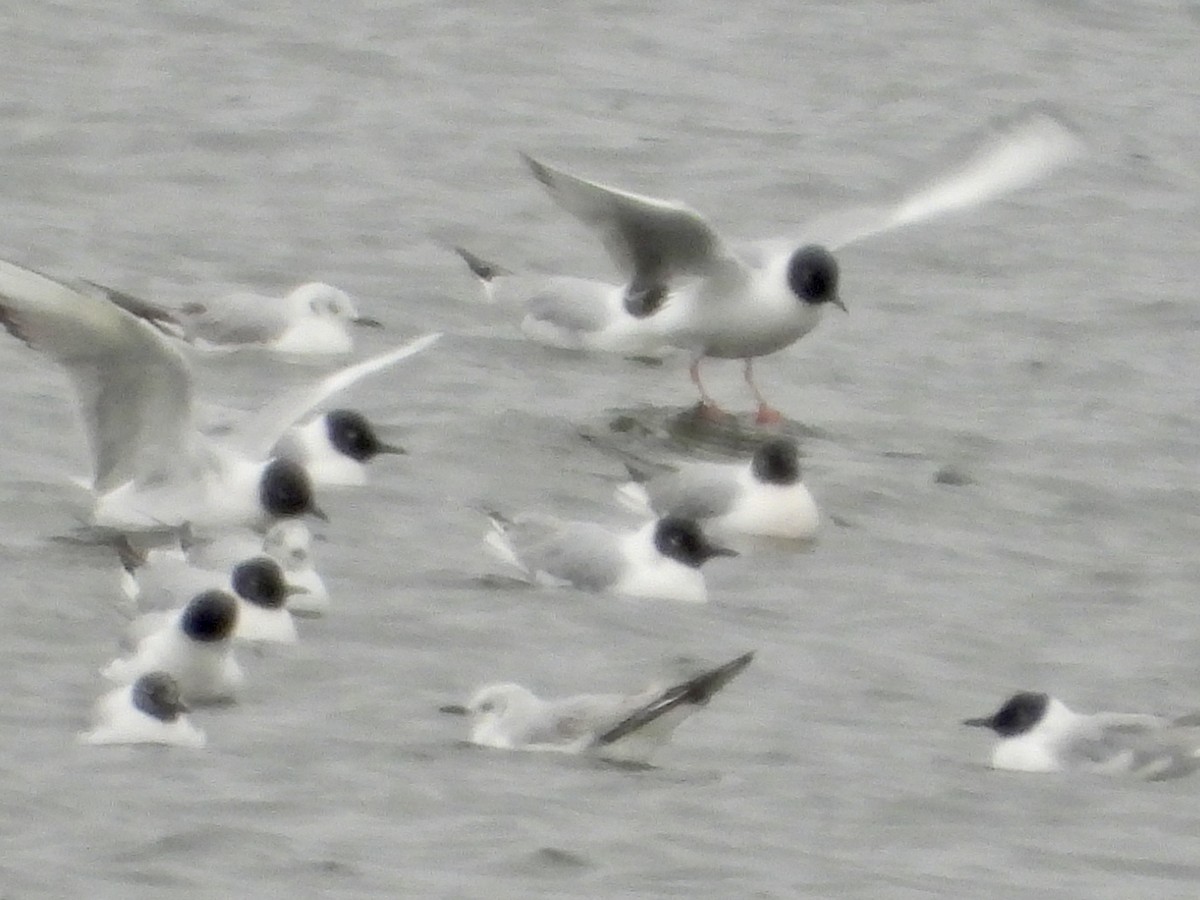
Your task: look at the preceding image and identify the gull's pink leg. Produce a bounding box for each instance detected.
[745,359,782,425]
[690,357,727,420]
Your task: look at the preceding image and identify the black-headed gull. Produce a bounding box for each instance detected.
[522,106,1084,423]
[271,408,406,488]
[79,671,205,748]
[180,521,330,617]
[484,511,737,603]
[102,589,244,706]
[964,691,1200,780]
[617,437,818,540]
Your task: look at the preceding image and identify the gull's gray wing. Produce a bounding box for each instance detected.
[1066,714,1200,780]
[75,280,186,339]
[644,462,742,521]
[180,291,297,344]
[504,515,627,591]
[594,651,754,746]
[522,154,746,291]
[0,259,204,492]
[769,105,1085,256]
[228,333,441,457]
[524,693,629,746]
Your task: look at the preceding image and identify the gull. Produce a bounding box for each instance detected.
[270,408,406,488]
[963,691,1200,780]
[452,246,671,358]
[79,671,206,748]
[616,437,818,540]
[440,651,754,763]
[90,281,383,355]
[0,257,439,532]
[484,511,737,603]
[102,589,244,706]
[522,105,1084,423]
[179,520,329,617]
[119,545,300,646]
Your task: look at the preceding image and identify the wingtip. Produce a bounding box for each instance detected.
[114,536,146,574]
[996,101,1089,164]
[622,461,651,484]
[480,506,512,528]
[694,650,755,698]
[520,152,553,186]
[78,278,188,339]
[452,246,511,282]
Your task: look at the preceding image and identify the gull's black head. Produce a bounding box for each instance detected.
[260,458,324,521]
[751,438,801,486]
[963,692,1049,736]
[230,557,288,610]
[786,245,843,309]
[131,671,188,722]
[653,517,739,569]
[324,409,404,462]
[179,589,239,643]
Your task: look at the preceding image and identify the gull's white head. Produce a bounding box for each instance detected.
[466,683,538,721]
[261,520,312,571]
[446,683,543,747]
[288,283,380,328]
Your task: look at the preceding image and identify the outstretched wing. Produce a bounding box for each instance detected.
[789,105,1085,253]
[0,259,200,492]
[230,332,441,457]
[594,651,754,746]
[523,154,745,291]
[75,280,187,340]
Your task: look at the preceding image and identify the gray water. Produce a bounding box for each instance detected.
[1,1,1199,897]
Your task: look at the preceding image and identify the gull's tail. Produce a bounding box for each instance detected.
[614,460,657,515]
[481,509,530,578]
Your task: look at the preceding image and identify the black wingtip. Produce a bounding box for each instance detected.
[79,279,183,331]
[520,152,553,186]
[114,536,146,574]
[623,461,652,484]
[595,651,755,747]
[177,521,198,553]
[0,304,30,346]
[693,651,755,701]
[474,504,513,527]
[452,246,510,282]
